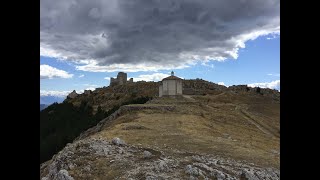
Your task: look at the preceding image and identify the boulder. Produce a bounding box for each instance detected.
[111,137,126,146]
[143,150,152,159]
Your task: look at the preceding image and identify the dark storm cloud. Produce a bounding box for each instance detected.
[40,0,279,72]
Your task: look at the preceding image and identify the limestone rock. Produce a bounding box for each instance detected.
[54,169,74,180]
[185,165,199,176]
[112,137,126,146]
[143,150,152,159]
[158,160,169,172]
[40,138,279,180]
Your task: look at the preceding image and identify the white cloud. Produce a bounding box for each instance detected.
[82,83,98,87]
[267,73,280,77]
[78,74,84,78]
[132,73,171,82]
[41,87,97,97]
[77,87,96,94]
[85,87,96,91]
[40,90,72,97]
[76,62,190,73]
[40,46,65,60]
[266,33,280,40]
[217,82,229,87]
[248,80,280,90]
[201,61,215,69]
[80,84,98,92]
[41,0,279,72]
[40,64,73,79]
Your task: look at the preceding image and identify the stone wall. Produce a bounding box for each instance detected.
[118,76,124,85]
[117,72,127,85]
[159,85,163,97]
[160,79,183,96]
[162,80,168,95]
[176,80,182,95]
[110,77,117,86]
[167,80,176,95]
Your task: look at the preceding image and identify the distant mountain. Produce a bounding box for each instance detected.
[40,96,65,105]
[40,104,48,111]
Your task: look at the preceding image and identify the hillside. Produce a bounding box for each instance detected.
[40,80,280,180]
[65,81,160,113]
[40,104,48,111]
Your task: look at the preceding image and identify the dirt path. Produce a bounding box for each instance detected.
[237,106,279,138]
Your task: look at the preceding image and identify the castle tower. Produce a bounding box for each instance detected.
[109,72,132,86]
[117,72,127,85]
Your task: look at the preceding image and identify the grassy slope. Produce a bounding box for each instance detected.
[91,91,280,169]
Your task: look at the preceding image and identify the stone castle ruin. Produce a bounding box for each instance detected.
[110,72,133,86]
[159,71,183,97]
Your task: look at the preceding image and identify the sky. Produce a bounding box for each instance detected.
[40,0,280,101]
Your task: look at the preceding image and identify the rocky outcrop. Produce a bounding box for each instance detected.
[40,138,280,180]
[67,90,78,99]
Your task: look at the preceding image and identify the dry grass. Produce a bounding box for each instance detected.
[92,93,280,168]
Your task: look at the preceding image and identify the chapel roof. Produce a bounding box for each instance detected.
[162,75,183,81]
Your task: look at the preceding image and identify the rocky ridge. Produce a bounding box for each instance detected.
[41,138,280,180]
